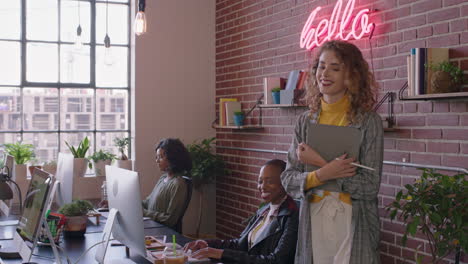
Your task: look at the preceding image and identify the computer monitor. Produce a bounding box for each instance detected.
[55,152,74,207]
[95,166,146,263]
[1,169,54,262]
[0,155,15,216]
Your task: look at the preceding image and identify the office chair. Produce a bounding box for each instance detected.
[174,176,192,233]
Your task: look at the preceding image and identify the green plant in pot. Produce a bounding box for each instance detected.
[271,87,281,104]
[233,110,244,126]
[2,142,35,180]
[187,137,228,238]
[427,61,466,93]
[88,150,116,177]
[387,169,467,263]
[58,200,93,237]
[113,137,132,170]
[65,137,90,177]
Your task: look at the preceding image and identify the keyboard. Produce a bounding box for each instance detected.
[0,247,21,259]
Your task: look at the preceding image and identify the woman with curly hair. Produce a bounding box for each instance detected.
[281,40,383,264]
[142,138,192,229]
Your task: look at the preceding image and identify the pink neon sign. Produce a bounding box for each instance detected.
[300,0,375,50]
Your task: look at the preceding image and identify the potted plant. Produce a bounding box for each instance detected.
[387,169,467,263]
[187,137,228,238]
[2,141,35,181]
[58,199,94,237]
[233,110,244,126]
[271,87,281,104]
[88,150,116,177]
[427,61,466,93]
[65,137,90,177]
[113,137,132,170]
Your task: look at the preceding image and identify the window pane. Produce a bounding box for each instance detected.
[60,44,90,83]
[23,88,58,131]
[96,132,129,157]
[96,89,128,130]
[0,88,21,131]
[60,0,91,44]
[0,41,21,85]
[0,133,21,146]
[27,43,59,82]
[26,0,58,41]
[0,1,21,39]
[96,3,128,45]
[23,133,58,164]
[96,46,128,87]
[60,89,94,130]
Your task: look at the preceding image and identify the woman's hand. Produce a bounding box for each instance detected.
[296,143,327,167]
[191,247,223,260]
[183,240,208,252]
[316,154,356,181]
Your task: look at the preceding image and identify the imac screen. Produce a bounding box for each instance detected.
[17,169,52,242]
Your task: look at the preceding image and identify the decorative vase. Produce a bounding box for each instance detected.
[116,160,133,171]
[272,91,281,104]
[73,158,89,178]
[233,115,244,126]
[431,70,460,93]
[63,215,88,237]
[93,160,112,177]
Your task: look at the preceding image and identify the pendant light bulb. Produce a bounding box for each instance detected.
[134,11,147,36]
[103,34,114,66]
[75,24,83,50]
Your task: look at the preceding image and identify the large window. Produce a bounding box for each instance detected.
[0,0,131,165]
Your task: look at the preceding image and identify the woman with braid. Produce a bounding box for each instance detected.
[281,40,383,264]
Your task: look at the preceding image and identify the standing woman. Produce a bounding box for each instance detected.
[281,40,383,264]
[142,138,192,229]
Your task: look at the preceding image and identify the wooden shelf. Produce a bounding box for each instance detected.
[399,91,468,100]
[259,104,307,108]
[213,125,263,130]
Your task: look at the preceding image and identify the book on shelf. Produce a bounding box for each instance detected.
[407,55,413,97]
[224,101,241,126]
[285,70,301,90]
[408,48,450,96]
[219,98,237,126]
[263,77,282,105]
[296,71,308,90]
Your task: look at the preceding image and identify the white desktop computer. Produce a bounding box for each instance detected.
[95,166,147,264]
[54,152,75,207]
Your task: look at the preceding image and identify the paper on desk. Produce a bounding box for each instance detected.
[0,220,18,226]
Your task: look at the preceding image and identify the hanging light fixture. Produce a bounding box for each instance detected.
[74,0,83,50]
[134,0,147,36]
[104,0,114,66]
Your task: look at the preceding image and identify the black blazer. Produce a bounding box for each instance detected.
[207,196,299,264]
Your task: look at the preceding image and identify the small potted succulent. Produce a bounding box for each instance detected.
[113,137,132,170]
[88,150,116,177]
[427,61,466,93]
[233,111,244,126]
[271,87,281,104]
[58,200,93,237]
[65,137,90,177]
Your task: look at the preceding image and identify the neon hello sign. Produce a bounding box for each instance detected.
[300,0,375,50]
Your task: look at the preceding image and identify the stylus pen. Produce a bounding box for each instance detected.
[350,162,375,171]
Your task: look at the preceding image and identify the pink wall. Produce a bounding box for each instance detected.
[214,0,467,263]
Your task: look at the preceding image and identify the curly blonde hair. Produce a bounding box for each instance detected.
[306,40,377,124]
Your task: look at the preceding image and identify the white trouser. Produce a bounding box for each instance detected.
[309,191,353,264]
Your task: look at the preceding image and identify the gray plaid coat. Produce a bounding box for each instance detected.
[281,110,383,264]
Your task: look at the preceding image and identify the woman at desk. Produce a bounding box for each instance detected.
[184,159,299,264]
[142,138,192,229]
[281,40,383,264]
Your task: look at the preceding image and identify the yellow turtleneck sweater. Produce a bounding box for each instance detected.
[305,95,350,190]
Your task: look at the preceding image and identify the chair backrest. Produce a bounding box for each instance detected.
[174,176,192,233]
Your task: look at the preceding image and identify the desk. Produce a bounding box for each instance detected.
[0,215,193,264]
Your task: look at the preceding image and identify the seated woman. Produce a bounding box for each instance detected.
[184,159,298,264]
[142,138,192,229]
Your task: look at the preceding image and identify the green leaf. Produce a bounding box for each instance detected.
[430,213,442,225]
[407,216,419,236]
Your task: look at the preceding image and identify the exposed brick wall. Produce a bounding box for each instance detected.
[215,0,467,263]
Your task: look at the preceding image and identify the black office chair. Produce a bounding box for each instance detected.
[174,176,192,233]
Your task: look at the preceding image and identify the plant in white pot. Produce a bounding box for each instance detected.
[58,199,93,237]
[113,137,132,170]
[2,141,35,181]
[88,150,116,177]
[65,137,90,177]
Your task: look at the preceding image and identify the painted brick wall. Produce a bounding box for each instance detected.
[215,0,468,263]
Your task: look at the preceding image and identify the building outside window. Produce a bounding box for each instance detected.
[0,0,131,166]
